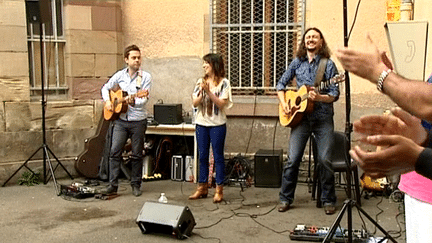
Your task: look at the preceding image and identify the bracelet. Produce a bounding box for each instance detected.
[377,69,392,93]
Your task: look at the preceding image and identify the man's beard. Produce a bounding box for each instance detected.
[306,46,317,52]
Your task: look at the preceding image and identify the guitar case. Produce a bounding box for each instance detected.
[74,115,112,179]
[153,136,173,179]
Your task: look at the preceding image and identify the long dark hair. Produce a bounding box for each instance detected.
[296,27,331,59]
[203,53,225,82]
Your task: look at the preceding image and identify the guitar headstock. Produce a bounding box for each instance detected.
[332,73,345,83]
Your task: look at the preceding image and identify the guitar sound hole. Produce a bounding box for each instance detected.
[295,97,301,106]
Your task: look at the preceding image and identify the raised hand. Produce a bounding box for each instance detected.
[350,134,423,178]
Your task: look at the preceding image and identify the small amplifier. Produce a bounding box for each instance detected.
[185,155,194,182]
[171,155,184,181]
[254,149,283,188]
[154,104,183,125]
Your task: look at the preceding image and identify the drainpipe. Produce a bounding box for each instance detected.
[400,0,413,21]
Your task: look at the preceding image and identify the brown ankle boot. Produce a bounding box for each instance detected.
[213,185,223,203]
[188,183,208,200]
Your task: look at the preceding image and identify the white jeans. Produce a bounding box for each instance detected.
[405,194,432,243]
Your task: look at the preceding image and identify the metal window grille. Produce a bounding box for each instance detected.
[210,0,305,95]
[26,0,67,99]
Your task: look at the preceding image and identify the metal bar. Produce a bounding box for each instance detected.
[228,0,231,82]
[238,0,242,87]
[273,0,277,87]
[211,22,299,28]
[42,24,48,90]
[29,23,36,88]
[209,1,213,52]
[261,0,265,88]
[250,0,254,88]
[52,0,60,88]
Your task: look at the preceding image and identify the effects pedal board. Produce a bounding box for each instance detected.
[289,224,371,242]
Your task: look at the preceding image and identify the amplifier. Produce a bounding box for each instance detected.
[254,149,283,188]
[171,155,184,181]
[154,104,183,125]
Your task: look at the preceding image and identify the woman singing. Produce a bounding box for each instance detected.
[189,53,233,203]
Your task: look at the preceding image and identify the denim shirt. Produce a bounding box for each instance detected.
[276,55,340,120]
[101,68,152,121]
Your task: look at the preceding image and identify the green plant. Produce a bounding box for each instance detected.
[18,171,42,186]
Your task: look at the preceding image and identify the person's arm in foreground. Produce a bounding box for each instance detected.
[350,107,432,179]
[336,34,432,121]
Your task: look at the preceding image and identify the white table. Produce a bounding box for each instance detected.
[146,123,197,182]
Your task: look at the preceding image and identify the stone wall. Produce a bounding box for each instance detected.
[0,0,30,103]
[64,0,124,100]
[0,0,123,183]
[0,0,430,184]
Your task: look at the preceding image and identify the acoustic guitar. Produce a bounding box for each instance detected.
[103,86,149,121]
[279,73,345,127]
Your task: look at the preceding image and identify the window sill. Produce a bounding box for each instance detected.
[226,95,279,117]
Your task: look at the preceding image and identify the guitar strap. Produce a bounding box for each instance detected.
[314,57,328,88]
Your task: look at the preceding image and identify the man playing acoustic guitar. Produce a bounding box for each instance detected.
[101,44,152,197]
[276,27,340,215]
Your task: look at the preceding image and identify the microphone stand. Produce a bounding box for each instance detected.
[322,1,397,242]
[2,21,73,195]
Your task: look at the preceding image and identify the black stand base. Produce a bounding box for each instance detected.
[2,144,73,195]
[323,199,397,243]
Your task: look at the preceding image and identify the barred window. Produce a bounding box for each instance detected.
[210,0,305,95]
[26,0,67,100]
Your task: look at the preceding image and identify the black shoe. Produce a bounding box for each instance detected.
[278,202,290,212]
[132,186,142,197]
[101,186,118,195]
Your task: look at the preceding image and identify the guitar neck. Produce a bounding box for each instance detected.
[315,74,344,92]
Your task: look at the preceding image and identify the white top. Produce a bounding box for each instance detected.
[192,78,233,126]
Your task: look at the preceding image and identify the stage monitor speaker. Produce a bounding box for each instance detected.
[154,104,183,125]
[136,202,196,239]
[26,0,52,24]
[254,149,283,188]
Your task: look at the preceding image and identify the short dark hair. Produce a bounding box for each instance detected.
[124,45,140,59]
[296,27,331,59]
[203,53,225,80]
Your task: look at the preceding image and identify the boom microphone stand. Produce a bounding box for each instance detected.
[322,1,396,242]
[2,21,73,195]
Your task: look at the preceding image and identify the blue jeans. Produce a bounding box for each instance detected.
[279,116,336,206]
[196,124,227,185]
[109,119,147,188]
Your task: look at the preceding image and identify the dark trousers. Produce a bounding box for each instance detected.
[279,116,336,206]
[109,119,147,187]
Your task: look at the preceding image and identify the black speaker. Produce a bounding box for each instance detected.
[26,0,52,24]
[254,149,283,188]
[154,104,183,125]
[136,202,196,239]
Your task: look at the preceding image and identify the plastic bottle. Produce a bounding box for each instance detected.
[158,193,168,203]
